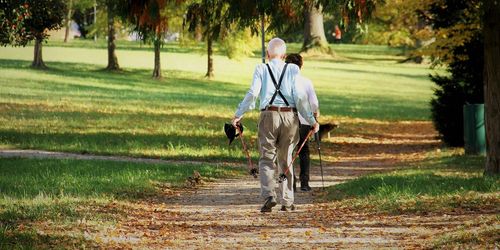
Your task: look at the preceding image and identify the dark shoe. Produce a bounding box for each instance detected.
[260,196,277,213]
[280,204,296,211]
[300,183,312,192]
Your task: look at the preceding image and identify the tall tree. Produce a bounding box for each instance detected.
[302,1,330,53]
[228,0,379,54]
[64,0,74,42]
[301,0,380,53]
[185,0,228,78]
[0,0,66,69]
[129,0,173,78]
[483,0,500,175]
[102,0,126,71]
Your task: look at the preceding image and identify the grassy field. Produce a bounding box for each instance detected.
[0,157,242,248]
[4,39,496,248]
[324,148,499,247]
[0,157,240,222]
[326,149,499,214]
[0,40,440,161]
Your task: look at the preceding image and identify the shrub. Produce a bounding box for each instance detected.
[430,36,484,146]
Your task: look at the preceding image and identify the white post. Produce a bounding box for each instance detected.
[93,1,97,42]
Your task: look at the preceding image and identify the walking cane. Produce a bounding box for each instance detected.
[235,125,258,178]
[278,128,315,183]
[314,132,325,189]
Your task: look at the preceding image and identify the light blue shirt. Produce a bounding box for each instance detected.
[234,58,316,125]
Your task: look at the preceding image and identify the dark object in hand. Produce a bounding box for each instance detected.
[224,123,244,145]
[250,168,258,178]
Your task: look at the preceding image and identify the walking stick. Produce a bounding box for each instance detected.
[278,128,315,183]
[314,132,325,189]
[235,125,258,178]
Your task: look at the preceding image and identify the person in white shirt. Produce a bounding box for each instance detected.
[285,53,319,192]
[232,38,319,212]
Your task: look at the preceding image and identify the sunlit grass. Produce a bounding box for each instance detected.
[0,157,242,225]
[0,157,242,248]
[325,150,500,214]
[0,41,441,160]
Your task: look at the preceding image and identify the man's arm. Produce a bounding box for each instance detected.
[232,65,263,126]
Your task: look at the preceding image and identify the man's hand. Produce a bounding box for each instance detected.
[232,116,242,128]
[312,122,320,133]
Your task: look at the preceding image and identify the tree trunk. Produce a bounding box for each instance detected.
[302,1,331,54]
[195,23,203,42]
[64,0,73,43]
[484,0,500,175]
[152,36,162,78]
[206,35,214,78]
[105,4,120,71]
[32,37,47,69]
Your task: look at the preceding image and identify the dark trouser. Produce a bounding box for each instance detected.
[298,124,311,185]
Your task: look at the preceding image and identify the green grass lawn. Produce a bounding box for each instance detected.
[0,157,242,249]
[325,149,499,214]
[0,40,441,161]
[0,39,494,248]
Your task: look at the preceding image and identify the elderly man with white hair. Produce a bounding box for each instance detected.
[232,37,319,212]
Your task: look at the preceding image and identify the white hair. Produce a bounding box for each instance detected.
[267,38,287,57]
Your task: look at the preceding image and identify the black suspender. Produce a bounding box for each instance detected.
[265,63,290,106]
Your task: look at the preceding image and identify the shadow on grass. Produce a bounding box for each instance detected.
[0,102,263,162]
[0,58,431,120]
[0,58,246,91]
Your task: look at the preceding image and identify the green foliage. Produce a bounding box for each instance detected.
[227,0,381,38]
[0,0,66,45]
[428,1,484,146]
[86,5,129,39]
[360,0,430,47]
[185,0,227,41]
[129,0,170,43]
[0,2,31,46]
[219,28,260,60]
[420,0,482,65]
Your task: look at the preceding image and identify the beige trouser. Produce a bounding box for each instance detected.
[258,110,299,207]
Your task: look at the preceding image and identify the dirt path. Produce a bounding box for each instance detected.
[3,121,495,248]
